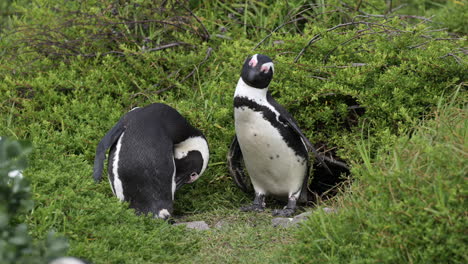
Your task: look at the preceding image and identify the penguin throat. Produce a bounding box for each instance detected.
[235,78,268,100]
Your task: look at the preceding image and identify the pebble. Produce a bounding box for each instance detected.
[272,207,337,228]
[174,221,210,231]
[214,220,228,229]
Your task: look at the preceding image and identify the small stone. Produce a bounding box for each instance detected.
[272,208,337,228]
[271,217,293,228]
[290,211,312,225]
[294,211,312,221]
[214,220,228,229]
[322,207,337,214]
[174,221,210,231]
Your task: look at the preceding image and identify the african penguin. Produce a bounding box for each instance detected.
[93,103,209,220]
[232,54,316,217]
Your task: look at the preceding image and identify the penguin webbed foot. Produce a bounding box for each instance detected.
[240,193,265,212]
[272,196,297,217]
[240,204,265,212]
[272,207,295,217]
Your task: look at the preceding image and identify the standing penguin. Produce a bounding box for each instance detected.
[229,54,329,217]
[93,103,209,219]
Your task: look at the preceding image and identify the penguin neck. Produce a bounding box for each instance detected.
[234,77,268,101]
[174,136,209,177]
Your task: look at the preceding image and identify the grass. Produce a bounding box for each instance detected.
[0,0,466,263]
[285,89,467,263]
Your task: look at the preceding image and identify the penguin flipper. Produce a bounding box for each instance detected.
[93,118,126,182]
[299,158,312,204]
[266,92,334,176]
[227,135,252,193]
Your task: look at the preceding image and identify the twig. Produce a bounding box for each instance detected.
[177,0,210,41]
[409,37,464,49]
[309,75,329,81]
[355,0,363,12]
[144,42,192,52]
[295,21,390,62]
[252,5,341,50]
[398,15,433,22]
[156,47,213,94]
[294,34,322,62]
[322,63,368,69]
[323,31,385,63]
[295,17,415,63]
[252,16,307,50]
[439,53,463,64]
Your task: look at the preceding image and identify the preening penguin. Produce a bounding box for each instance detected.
[93,103,209,219]
[228,54,330,217]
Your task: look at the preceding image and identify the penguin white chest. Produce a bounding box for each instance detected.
[234,107,307,197]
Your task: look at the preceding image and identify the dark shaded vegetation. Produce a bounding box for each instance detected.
[0,0,466,263]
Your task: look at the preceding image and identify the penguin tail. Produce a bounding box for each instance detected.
[93,119,126,182]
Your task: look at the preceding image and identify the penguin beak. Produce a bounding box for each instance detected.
[186,172,200,183]
[246,69,258,84]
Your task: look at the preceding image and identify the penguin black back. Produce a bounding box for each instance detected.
[93,103,209,219]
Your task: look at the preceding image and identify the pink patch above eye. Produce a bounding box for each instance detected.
[249,59,258,67]
[261,65,270,73]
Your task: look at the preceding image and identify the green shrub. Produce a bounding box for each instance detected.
[0,137,68,264]
[284,91,467,263]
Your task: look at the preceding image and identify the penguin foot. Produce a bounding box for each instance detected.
[272,208,295,217]
[241,193,265,212]
[240,204,265,212]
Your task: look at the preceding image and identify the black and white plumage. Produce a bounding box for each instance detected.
[49,257,92,264]
[228,54,329,217]
[93,103,209,220]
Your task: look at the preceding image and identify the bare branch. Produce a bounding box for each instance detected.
[176,0,210,41]
[439,53,464,64]
[323,31,385,63]
[295,21,402,63]
[144,42,192,52]
[156,47,213,94]
[252,16,307,50]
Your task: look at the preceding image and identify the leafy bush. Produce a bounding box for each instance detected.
[0,137,68,264]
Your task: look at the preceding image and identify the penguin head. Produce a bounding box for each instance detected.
[241,54,274,89]
[174,150,204,190]
[173,136,209,190]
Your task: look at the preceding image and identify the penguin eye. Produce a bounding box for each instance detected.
[249,58,257,67]
[186,172,200,184]
[260,62,274,73]
[248,54,259,67]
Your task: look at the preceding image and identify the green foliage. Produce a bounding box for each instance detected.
[284,92,467,263]
[0,137,68,264]
[0,0,466,263]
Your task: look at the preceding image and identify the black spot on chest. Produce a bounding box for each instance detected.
[234,96,308,159]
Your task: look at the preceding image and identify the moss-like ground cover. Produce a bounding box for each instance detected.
[0,0,466,263]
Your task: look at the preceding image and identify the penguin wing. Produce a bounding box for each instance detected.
[266,92,333,175]
[93,116,127,182]
[227,135,252,193]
